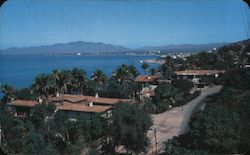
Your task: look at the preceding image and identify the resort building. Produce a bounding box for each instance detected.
[7,100,38,117]
[135,75,159,87]
[135,75,159,101]
[7,94,133,118]
[50,94,133,106]
[174,70,225,86]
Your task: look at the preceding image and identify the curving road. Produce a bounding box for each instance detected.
[147,85,222,155]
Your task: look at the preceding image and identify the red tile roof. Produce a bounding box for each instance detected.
[8,100,38,107]
[49,94,87,103]
[50,94,133,105]
[135,75,159,82]
[8,99,112,113]
[174,70,225,76]
[55,101,112,113]
[9,94,132,113]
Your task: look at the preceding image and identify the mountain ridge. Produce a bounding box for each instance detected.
[0,41,231,55]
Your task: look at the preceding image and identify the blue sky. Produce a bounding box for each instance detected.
[0,0,249,49]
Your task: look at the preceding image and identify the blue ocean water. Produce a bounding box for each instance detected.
[0,55,159,88]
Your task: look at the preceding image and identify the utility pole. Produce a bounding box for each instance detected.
[154,128,158,155]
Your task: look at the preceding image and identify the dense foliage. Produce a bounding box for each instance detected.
[0,102,110,154]
[150,80,199,113]
[101,102,152,154]
[162,68,250,154]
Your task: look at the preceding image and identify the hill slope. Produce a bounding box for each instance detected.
[0,41,130,55]
[0,41,232,55]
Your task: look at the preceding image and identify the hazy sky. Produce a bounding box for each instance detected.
[0,0,250,49]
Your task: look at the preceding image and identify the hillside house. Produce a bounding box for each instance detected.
[135,75,159,100]
[7,94,133,119]
[174,70,225,87]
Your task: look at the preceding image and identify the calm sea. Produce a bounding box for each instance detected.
[0,55,159,88]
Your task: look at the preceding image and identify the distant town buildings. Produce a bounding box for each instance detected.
[160,52,191,60]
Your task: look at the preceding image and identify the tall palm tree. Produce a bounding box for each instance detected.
[51,69,73,95]
[113,64,137,85]
[141,62,149,75]
[128,65,139,78]
[57,70,72,95]
[51,69,61,95]
[31,74,51,101]
[91,69,107,86]
[160,56,174,80]
[0,84,16,103]
[71,68,87,94]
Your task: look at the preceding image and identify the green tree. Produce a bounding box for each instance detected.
[23,132,45,154]
[153,83,183,107]
[171,79,194,95]
[51,69,61,95]
[101,79,139,99]
[163,138,208,155]
[188,105,244,154]
[85,80,99,96]
[112,64,138,84]
[15,88,38,100]
[78,113,105,141]
[31,73,52,101]
[160,56,174,79]
[141,62,149,75]
[128,65,139,78]
[0,84,16,103]
[59,70,73,94]
[106,102,152,154]
[92,69,107,86]
[40,143,59,155]
[1,116,27,154]
[30,103,56,131]
[150,68,157,75]
[71,68,88,94]
[51,70,72,95]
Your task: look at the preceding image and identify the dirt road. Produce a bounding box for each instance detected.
[147,85,222,155]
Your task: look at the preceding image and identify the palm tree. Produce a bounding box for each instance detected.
[0,84,16,103]
[31,74,51,101]
[57,70,72,95]
[128,65,139,78]
[141,62,149,75]
[91,69,107,86]
[51,69,61,95]
[51,69,73,95]
[150,68,157,75]
[113,64,137,85]
[71,68,87,94]
[160,56,174,80]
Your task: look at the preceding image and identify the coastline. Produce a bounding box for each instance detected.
[143,59,165,64]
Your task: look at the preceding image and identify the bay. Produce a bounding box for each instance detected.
[0,54,159,88]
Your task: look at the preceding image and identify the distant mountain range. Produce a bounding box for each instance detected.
[0,41,230,55]
[135,43,229,53]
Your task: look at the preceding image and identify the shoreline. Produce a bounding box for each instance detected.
[143,59,165,64]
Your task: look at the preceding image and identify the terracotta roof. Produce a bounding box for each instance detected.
[8,99,111,113]
[8,100,38,107]
[55,101,112,113]
[135,75,159,82]
[50,94,133,105]
[50,94,87,103]
[174,70,225,76]
[83,96,132,105]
